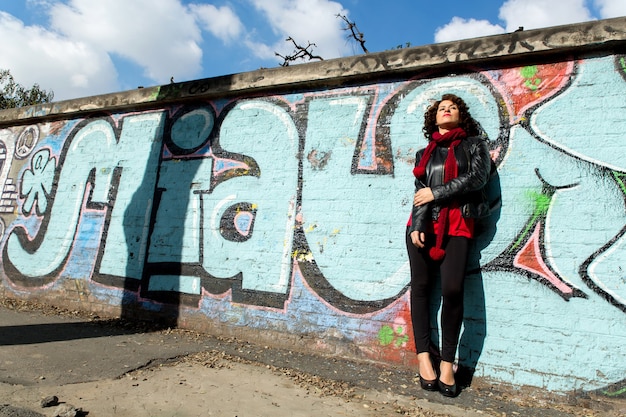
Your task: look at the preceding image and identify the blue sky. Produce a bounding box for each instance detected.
[0,0,624,101]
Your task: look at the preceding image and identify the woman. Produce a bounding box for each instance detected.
[407,93,491,397]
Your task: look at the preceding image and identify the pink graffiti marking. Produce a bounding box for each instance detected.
[485,62,575,124]
[513,223,574,295]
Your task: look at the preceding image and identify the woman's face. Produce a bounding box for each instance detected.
[435,99,460,131]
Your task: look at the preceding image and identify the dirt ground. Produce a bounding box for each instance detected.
[0,298,624,417]
[1,352,480,417]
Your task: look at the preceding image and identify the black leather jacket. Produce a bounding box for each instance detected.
[409,136,491,233]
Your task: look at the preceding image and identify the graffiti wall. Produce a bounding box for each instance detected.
[0,52,625,395]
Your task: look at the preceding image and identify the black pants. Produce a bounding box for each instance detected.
[406,230,469,363]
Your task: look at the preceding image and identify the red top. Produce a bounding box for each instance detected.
[434,203,474,238]
[407,202,474,239]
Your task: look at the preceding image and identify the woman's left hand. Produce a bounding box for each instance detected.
[413,187,434,206]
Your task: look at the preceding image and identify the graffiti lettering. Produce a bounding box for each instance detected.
[1,56,626,394]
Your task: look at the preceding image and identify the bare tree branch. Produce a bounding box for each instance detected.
[275,37,324,67]
[337,14,368,53]
[274,14,368,68]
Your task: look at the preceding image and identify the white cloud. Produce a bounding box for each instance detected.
[49,0,203,84]
[498,0,594,32]
[434,17,505,43]
[0,11,118,101]
[433,0,602,43]
[0,0,249,101]
[190,3,244,43]
[594,0,626,18]
[248,0,349,62]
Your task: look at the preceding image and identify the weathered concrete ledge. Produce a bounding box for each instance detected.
[1,16,625,126]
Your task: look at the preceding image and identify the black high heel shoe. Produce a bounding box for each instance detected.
[417,353,438,392]
[419,375,438,391]
[437,379,458,397]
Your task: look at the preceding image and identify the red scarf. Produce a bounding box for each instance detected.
[413,127,466,260]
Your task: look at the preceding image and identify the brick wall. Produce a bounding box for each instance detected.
[1,17,625,396]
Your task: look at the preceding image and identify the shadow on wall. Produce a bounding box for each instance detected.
[418,166,501,388]
[119,108,210,329]
[120,75,237,328]
[458,167,502,387]
[120,122,182,328]
[121,76,241,322]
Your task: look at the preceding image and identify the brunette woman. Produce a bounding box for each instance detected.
[407,93,491,397]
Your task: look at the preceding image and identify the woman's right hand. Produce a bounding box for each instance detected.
[413,187,434,206]
[410,231,426,248]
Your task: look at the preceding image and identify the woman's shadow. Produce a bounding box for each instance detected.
[457,166,502,387]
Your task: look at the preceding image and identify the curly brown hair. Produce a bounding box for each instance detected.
[422,93,481,139]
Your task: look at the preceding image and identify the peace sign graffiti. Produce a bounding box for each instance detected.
[15,126,39,159]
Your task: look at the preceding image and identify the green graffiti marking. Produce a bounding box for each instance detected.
[378,325,394,345]
[603,385,626,397]
[378,325,409,347]
[521,65,541,91]
[612,171,626,195]
[510,190,551,251]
